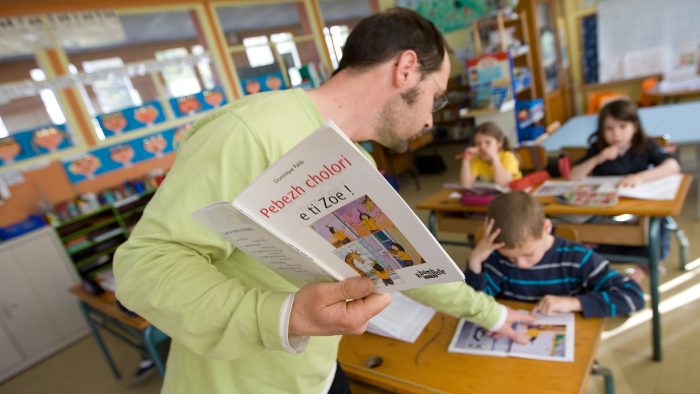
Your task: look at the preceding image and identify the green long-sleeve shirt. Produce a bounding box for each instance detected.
[114,88,504,393]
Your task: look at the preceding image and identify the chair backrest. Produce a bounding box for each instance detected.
[515,145,547,173]
[553,227,580,242]
[561,146,588,164]
[639,77,660,107]
[586,91,629,114]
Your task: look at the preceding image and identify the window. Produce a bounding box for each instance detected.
[192,45,216,90]
[243,36,275,67]
[29,69,67,126]
[155,47,202,97]
[271,32,302,86]
[324,25,350,69]
[82,57,142,114]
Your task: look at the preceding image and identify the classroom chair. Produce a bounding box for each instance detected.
[638,77,660,107]
[514,145,548,174]
[586,91,629,114]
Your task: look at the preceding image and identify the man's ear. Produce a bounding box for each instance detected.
[393,50,420,88]
[543,218,553,236]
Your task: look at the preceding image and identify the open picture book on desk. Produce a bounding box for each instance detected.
[194,121,465,292]
[448,313,575,362]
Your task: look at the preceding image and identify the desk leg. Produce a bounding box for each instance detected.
[648,217,662,361]
[78,301,122,379]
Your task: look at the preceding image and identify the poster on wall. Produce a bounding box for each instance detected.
[241,71,286,96]
[0,123,74,167]
[169,87,228,118]
[97,100,167,137]
[395,0,514,33]
[61,124,189,184]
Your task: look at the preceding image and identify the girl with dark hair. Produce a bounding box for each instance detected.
[569,99,680,185]
[569,99,681,265]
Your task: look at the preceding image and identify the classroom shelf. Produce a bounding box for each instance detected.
[54,190,155,279]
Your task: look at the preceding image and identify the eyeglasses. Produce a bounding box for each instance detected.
[420,60,449,113]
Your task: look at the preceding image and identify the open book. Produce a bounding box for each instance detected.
[534,178,618,207]
[448,313,575,362]
[193,121,465,292]
[367,292,435,343]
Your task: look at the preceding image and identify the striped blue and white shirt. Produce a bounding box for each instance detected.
[465,237,645,317]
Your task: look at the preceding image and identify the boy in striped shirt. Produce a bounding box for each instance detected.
[465,191,644,317]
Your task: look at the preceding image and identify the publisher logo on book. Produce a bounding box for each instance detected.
[415,268,446,280]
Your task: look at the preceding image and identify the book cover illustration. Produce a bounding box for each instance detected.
[310,195,426,288]
[448,313,575,362]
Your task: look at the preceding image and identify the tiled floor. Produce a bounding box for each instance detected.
[2,142,698,393]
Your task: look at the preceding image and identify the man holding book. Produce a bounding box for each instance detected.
[114,8,534,394]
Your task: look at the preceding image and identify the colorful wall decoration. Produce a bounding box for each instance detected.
[97,100,167,137]
[169,86,227,118]
[241,71,286,96]
[396,0,511,33]
[0,123,73,167]
[62,126,184,184]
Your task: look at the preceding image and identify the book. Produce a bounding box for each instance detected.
[533,178,618,207]
[448,313,575,362]
[193,121,465,292]
[367,292,435,343]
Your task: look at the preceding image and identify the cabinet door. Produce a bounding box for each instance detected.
[0,323,23,379]
[14,230,86,338]
[0,249,61,359]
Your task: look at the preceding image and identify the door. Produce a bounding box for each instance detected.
[522,0,573,124]
[0,322,24,380]
[0,249,62,360]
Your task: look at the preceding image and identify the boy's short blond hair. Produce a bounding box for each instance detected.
[487,191,545,248]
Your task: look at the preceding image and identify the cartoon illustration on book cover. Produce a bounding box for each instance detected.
[309,195,426,287]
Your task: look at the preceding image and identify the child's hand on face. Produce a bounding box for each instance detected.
[532,295,582,315]
[458,146,480,161]
[598,145,621,163]
[618,173,644,188]
[468,218,505,274]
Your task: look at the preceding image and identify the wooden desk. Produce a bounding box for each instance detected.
[416,175,692,362]
[339,301,604,394]
[70,286,167,378]
[647,87,700,104]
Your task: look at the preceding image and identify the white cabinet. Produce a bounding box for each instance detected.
[0,227,87,383]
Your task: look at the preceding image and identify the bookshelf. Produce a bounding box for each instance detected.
[469,9,545,144]
[54,190,155,280]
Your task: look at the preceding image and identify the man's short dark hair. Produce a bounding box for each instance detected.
[334,7,449,77]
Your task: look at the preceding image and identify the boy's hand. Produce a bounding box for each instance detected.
[597,145,620,163]
[618,173,644,188]
[468,218,505,274]
[532,295,581,315]
[489,307,536,344]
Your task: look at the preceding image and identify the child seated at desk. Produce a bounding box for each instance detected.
[465,192,645,317]
[460,122,522,188]
[568,99,681,265]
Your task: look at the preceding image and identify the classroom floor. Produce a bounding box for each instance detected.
[1,142,699,394]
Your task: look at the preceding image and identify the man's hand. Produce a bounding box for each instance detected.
[532,295,582,315]
[489,307,536,344]
[289,277,392,337]
[467,218,505,274]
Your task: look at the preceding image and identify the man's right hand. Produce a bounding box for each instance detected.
[490,307,536,344]
[289,277,392,337]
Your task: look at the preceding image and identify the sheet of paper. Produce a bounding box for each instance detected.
[618,174,682,200]
[367,292,435,343]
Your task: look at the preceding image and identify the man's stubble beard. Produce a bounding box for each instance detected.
[375,86,422,153]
